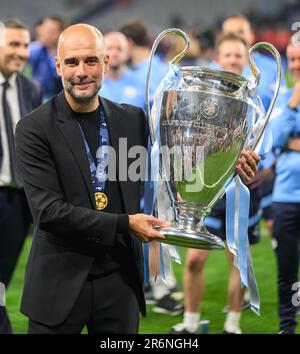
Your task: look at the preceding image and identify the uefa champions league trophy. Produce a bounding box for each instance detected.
[146,28,281,250]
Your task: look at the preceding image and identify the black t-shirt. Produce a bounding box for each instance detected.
[75,107,100,162]
[74,107,131,277]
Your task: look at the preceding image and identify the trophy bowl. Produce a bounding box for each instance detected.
[158,68,250,250]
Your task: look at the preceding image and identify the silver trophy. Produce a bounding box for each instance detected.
[146,29,281,250]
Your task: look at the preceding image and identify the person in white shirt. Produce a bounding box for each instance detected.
[0,18,42,334]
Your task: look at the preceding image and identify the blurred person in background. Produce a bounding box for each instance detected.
[119,19,167,103]
[269,33,300,334]
[0,18,42,334]
[165,30,201,67]
[171,34,261,335]
[28,15,67,101]
[222,14,285,241]
[32,19,44,44]
[100,31,146,111]
[196,30,216,67]
[222,14,284,111]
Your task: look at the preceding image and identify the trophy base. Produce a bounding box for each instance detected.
[157,226,225,250]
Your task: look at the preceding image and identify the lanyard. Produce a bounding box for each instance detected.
[80,107,109,193]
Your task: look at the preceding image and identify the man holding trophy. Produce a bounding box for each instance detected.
[15,23,270,334]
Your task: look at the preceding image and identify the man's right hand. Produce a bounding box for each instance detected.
[128,214,170,243]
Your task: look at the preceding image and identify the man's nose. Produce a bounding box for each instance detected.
[17,46,29,60]
[76,62,88,78]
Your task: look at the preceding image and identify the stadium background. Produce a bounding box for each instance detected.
[1,0,300,334]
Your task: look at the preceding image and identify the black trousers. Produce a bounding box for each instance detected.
[273,202,300,333]
[28,270,140,334]
[0,187,31,334]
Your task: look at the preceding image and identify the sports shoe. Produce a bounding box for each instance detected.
[223,326,242,334]
[152,294,184,316]
[169,285,184,302]
[144,283,156,305]
[170,323,197,334]
[223,330,239,334]
[170,320,210,334]
[278,329,294,334]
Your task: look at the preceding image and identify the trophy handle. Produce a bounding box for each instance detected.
[247,42,282,153]
[146,28,190,146]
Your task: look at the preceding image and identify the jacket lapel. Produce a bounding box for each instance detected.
[54,94,140,213]
[56,93,96,209]
[16,74,28,118]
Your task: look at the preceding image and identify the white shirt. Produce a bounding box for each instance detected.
[0,72,21,186]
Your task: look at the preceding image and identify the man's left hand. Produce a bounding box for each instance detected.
[236,149,260,185]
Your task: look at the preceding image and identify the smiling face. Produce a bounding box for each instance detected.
[55,24,109,107]
[0,27,30,78]
[217,39,248,75]
[104,32,128,71]
[287,43,300,82]
[222,17,254,47]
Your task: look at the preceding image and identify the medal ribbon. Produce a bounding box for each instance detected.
[79,107,109,209]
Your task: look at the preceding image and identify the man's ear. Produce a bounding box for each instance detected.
[55,56,62,77]
[249,30,255,47]
[103,54,109,74]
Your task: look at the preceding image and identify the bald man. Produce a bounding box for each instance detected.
[15,23,168,334]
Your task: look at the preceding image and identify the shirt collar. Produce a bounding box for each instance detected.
[0,72,17,88]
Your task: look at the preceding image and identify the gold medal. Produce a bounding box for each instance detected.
[95,192,108,210]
